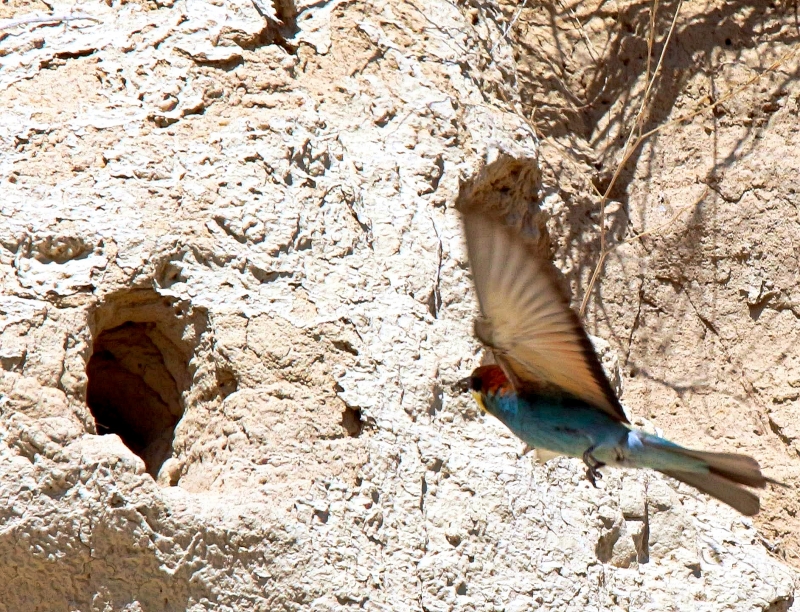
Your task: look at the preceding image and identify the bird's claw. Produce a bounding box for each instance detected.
[582,446,605,488]
[585,465,603,488]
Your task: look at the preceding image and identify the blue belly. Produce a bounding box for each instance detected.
[483,390,711,474]
[486,392,630,460]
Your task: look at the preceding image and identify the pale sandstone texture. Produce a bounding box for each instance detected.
[0,0,797,611]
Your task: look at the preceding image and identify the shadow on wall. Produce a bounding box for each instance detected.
[506,0,800,314]
[514,1,800,187]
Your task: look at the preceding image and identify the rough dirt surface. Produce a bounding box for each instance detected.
[0,0,797,610]
[507,0,800,567]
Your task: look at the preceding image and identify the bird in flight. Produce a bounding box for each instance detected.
[461,211,777,516]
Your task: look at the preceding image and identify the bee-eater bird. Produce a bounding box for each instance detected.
[461,211,777,516]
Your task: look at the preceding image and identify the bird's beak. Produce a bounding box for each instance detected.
[455,376,472,394]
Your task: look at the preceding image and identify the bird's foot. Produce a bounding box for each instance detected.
[582,446,606,488]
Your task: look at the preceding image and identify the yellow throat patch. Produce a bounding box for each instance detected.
[471,391,487,414]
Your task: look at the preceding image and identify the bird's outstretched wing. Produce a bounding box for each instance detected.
[463,212,628,424]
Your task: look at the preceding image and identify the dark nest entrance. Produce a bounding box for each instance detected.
[85,293,204,480]
[86,323,182,477]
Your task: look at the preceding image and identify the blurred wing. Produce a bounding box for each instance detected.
[463,212,628,424]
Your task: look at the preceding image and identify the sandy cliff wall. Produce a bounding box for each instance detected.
[0,0,798,610]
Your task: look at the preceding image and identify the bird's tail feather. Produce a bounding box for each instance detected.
[660,469,760,516]
[642,437,776,516]
[641,435,781,516]
[676,449,767,488]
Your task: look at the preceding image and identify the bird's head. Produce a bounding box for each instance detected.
[459,364,512,415]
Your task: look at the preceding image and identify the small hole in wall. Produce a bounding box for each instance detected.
[216,366,238,397]
[341,406,363,437]
[86,322,185,478]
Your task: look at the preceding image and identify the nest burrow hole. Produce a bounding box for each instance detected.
[85,295,201,479]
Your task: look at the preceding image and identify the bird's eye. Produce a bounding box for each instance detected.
[470,376,482,392]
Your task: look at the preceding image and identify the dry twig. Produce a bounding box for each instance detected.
[579,0,683,316]
[578,2,799,316]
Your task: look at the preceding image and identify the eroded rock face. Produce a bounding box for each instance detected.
[0,0,797,610]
